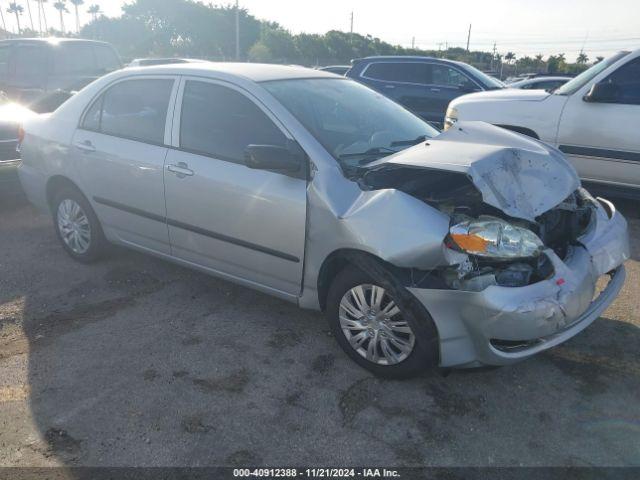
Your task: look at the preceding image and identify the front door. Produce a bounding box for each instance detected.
[557,56,640,188]
[163,79,307,297]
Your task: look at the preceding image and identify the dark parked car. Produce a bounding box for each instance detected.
[0,38,122,107]
[0,38,120,200]
[346,56,504,126]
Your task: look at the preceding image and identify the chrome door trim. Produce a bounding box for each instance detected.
[93,196,301,263]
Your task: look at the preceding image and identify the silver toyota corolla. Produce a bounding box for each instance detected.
[18,63,630,378]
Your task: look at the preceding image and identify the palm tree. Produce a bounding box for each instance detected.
[53,0,68,33]
[576,52,589,64]
[87,4,100,22]
[37,0,49,35]
[7,2,24,35]
[0,6,6,33]
[69,0,83,32]
[25,0,35,32]
[504,51,516,64]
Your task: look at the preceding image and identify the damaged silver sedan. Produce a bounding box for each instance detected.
[18,64,629,378]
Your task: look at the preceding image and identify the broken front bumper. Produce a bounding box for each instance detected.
[408,198,630,368]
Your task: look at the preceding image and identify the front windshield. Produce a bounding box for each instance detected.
[262,78,439,170]
[554,51,630,95]
[459,63,505,89]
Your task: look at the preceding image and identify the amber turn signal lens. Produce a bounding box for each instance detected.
[451,233,490,253]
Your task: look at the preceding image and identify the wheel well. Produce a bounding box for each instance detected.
[46,176,83,211]
[495,124,540,139]
[317,249,388,311]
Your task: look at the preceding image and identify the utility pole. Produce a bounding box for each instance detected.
[349,11,354,43]
[491,42,497,71]
[466,24,471,51]
[235,0,240,61]
[411,37,415,49]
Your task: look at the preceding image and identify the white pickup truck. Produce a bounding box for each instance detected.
[445,49,640,198]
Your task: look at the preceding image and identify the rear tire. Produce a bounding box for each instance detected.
[52,187,107,263]
[326,265,439,379]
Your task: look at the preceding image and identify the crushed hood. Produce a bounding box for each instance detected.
[367,121,580,221]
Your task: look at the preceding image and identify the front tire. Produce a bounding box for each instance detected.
[326,265,438,378]
[52,187,107,263]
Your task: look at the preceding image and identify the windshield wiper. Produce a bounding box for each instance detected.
[389,135,428,147]
[338,146,398,161]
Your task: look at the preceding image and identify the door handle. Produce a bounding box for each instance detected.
[74,140,95,153]
[167,162,194,178]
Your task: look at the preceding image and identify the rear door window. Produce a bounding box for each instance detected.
[11,45,48,87]
[364,62,430,85]
[53,44,96,75]
[82,79,174,145]
[0,46,11,82]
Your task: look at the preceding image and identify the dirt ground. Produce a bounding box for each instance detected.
[0,194,639,467]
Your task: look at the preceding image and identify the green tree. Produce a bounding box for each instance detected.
[576,52,588,64]
[7,2,24,34]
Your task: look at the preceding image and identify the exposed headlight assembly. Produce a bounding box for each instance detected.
[449,216,543,259]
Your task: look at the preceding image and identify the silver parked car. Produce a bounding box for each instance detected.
[18,63,629,378]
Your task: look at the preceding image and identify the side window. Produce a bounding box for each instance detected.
[0,46,11,82]
[82,79,174,144]
[431,65,476,89]
[11,45,48,87]
[364,62,429,84]
[604,58,640,105]
[54,44,96,74]
[180,81,287,162]
[94,46,121,73]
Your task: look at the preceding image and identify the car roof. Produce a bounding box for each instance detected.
[123,62,338,82]
[0,37,114,47]
[355,55,440,63]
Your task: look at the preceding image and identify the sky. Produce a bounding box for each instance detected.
[3,0,639,62]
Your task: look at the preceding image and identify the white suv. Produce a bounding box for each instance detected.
[445,50,640,197]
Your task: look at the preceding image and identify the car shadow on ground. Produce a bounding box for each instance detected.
[1,198,639,467]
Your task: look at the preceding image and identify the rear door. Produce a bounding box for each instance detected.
[72,76,178,254]
[163,78,307,297]
[557,56,640,189]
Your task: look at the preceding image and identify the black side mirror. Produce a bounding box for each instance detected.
[459,85,479,93]
[244,144,302,173]
[584,82,618,103]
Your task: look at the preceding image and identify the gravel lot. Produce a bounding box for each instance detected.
[0,193,639,468]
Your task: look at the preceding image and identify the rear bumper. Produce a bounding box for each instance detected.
[409,198,630,368]
[17,162,49,213]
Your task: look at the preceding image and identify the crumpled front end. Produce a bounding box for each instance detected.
[408,197,629,368]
